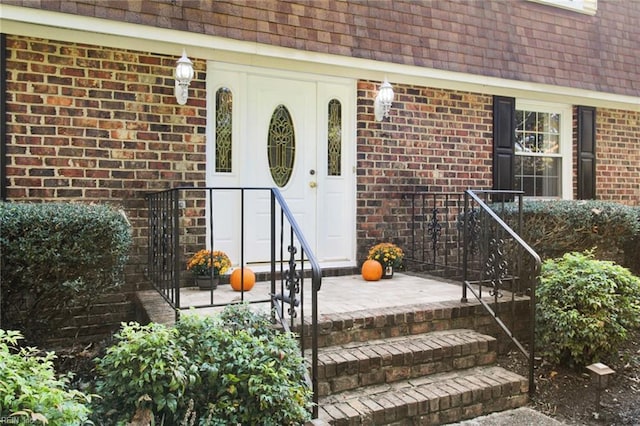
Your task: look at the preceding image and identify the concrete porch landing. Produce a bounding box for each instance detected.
[136,272,467,324]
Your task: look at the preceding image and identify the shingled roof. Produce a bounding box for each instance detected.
[4,0,640,98]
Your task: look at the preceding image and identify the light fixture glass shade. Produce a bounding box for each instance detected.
[174,49,194,105]
[374,78,394,121]
[378,79,394,104]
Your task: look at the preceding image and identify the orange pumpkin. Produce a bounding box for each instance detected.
[361,259,383,281]
[230,267,256,291]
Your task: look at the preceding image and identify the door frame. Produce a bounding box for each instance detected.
[205,62,357,269]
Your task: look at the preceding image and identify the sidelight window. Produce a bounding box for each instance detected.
[215,88,232,173]
[327,99,342,177]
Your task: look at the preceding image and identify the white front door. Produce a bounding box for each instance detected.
[208,64,355,268]
[243,75,317,264]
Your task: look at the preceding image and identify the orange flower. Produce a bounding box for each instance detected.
[367,243,404,268]
[187,249,231,276]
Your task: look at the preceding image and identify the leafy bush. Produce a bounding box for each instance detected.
[93,305,312,425]
[92,322,195,424]
[0,202,132,343]
[0,329,93,424]
[622,205,640,274]
[536,250,640,367]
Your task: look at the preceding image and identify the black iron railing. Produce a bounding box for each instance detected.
[400,189,540,395]
[462,189,540,395]
[403,192,466,277]
[146,187,322,416]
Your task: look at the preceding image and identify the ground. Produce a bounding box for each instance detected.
[497,328,640,425]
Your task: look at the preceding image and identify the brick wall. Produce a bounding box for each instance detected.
[5,36,208,293]
[355,80,493,261]
[356,83,640,263]
[596,109,640,205]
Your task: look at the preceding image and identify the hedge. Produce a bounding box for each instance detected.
[499,200,640,274]
[0,202,132,344]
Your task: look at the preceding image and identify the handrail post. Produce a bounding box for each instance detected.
[270,190,276,309]
[529,261,538,395]
[312,268,319,418]
[410,193,416,263]
[461,192,469,303]
[173,189,181,321]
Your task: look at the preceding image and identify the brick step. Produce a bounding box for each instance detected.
[318,365,529,426]
[317,329,497,397]
[307,298,531,352]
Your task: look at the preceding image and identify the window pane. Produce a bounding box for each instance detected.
[328,99,342,176]
[541,134,559,154]
[515,156,561,197]
[524,111,536,131]
[215,88,232,173]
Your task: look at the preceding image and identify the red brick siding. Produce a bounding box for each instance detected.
[4,36,207,290]
[356,81,493,261]
[357,84,640,262]
[596,109,640,204]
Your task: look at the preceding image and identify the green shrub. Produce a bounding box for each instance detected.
[93,322,195,424]
[93,305,312,425]
[0,202,132,343]
[536,250,640,367]
[0,329,93,424]
[622,205,640,274]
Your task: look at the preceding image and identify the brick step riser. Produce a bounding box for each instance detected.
[317,332,498,397]
[319,366,529,426]
[323,393,528,426]
[300,299,531,351]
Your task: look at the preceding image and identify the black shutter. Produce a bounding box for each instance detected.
[493,96,515,193]
[577,106,596,200]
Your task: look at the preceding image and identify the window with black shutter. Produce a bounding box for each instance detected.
[493,97,574,199]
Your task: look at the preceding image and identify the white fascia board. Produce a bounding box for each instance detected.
[1,4,638,111]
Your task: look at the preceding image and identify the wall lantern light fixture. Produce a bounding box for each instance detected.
[174,49,194,105]
[374,77,394,121]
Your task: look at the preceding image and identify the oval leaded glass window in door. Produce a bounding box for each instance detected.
[267,105,296,187]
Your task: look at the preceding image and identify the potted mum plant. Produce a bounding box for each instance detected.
[367,242,404,279]
[187,249,231,290]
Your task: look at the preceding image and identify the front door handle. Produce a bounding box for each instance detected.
[309,181,317,188]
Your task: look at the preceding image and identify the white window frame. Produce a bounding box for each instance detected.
[515,100,573,200]
[528,0,597,15]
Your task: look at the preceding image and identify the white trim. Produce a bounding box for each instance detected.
[1,4,638,112]
[528,0,597,16]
